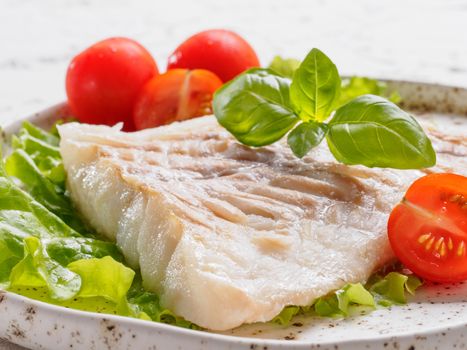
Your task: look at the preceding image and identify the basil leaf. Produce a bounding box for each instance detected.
[290,48,341,122]
[213,68,299,147]
[287,122,327,158]
[268,56,301,79]
[327,94,436,169]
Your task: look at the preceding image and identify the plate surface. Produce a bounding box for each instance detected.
[1,80,467,350]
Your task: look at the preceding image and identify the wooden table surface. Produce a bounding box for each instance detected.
[0,0,466,348]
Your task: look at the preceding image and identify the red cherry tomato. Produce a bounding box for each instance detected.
[388,173,467,282]
[167,29,260,82]
[66,37,158,130]
[133,69,223,130]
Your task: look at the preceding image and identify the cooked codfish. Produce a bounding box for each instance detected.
[58,115,466,330]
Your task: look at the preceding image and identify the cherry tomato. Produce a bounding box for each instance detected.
[388,173,467,282]
[133,69,222,129]
[167,29,260,82]
[66,37,158,130]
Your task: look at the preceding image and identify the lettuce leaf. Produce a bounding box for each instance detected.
[5,150,84,231]
[126,277,199,328]
[272,306,301,325]
[0,225,26,286]
[20,121,60,146]
[0,163,78,239]
[268,56,300,79]
[369,272,422,306]
[9,236,81,300]
[7,122,91,234]
[68,256,134,304]
[45,237,122,266]
[11,122,63,184]
[337,76,401,107]
[274,273,422,325]
[314,282,375,317]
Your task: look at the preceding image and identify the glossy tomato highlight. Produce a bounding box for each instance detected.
[133,69,222,130]
[66,37,158,130]
[167,29,260,82]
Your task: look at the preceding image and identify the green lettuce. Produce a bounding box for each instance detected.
[337,76,401,107]
[268,56,301,79]
[0,226,26,287]
[9,236,81,300]
[10,122,63,184]
[68,256,134,304]
[314,283,375,317]
[45,237,122,266]
[6,122,91,234]
[369,271,422,306]
[272,306,301,325]
[273,273,422,325]
[126,277,200,329]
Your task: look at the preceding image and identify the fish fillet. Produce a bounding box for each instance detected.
[58,115,467,330]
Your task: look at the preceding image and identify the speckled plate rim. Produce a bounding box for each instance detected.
[1,288,466,350]
[1,79,467,350]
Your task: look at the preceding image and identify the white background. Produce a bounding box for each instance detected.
[1,0,467,125]
[0,0,467,348]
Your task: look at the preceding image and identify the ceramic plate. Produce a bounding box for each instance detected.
[1,80,467,350]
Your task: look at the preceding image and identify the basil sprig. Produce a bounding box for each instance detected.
[213,48,436,169]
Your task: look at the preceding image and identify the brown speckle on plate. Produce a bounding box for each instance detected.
[7,320,25,339]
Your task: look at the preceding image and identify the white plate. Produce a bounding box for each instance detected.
[1,80,467,350]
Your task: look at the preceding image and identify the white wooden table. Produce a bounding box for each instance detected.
[0,0,466,348]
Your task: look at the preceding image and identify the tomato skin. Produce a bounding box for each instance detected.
[66,37,158,130]
[388,173,467,283]
[167,29,260,82]
[133,69,223,130]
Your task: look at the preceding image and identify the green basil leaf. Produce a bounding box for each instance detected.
[290,48,341,122]
[327,94,436,169]
[287,122,327,158]
[268,56,301,79]
[337,76,401,108]
[213,68,299,147]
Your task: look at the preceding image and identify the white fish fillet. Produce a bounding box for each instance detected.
[58,115,467,330]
